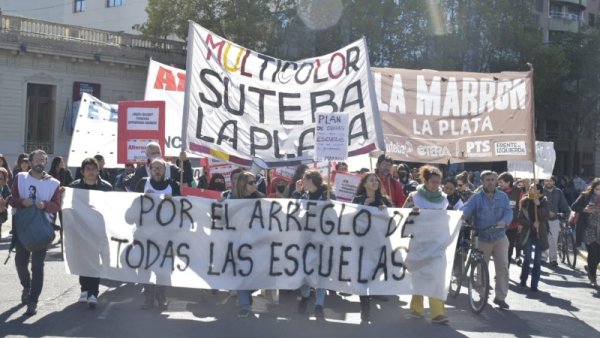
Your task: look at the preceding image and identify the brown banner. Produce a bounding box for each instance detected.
[372,67,534,163]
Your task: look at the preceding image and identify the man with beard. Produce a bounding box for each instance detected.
[375,155,406,207]
[10,149,61,316]
[134,158,181,311]
[543,176,571,267]
[128,142,193,190]
[462,171,513,310]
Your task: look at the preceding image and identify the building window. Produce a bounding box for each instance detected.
[25,84,56,154]
[590,13,596,27]
[74,0,85,13]
[107,0,123,7]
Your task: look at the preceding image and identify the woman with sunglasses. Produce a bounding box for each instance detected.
[232,171,265,317]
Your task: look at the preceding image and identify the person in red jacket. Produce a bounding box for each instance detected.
[375,154,406,207]
[498,172,524,267]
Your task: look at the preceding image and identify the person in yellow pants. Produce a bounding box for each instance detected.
[403,165,449,324]
[409,296,446,323]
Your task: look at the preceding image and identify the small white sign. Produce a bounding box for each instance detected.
[495,141,527,156]
[333,171,363,202]
[127,139,156,163]
[507,141,555,179]
[315,112,349,161]
[127,107,159,131]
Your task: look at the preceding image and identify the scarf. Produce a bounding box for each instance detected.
[417,184,445,203]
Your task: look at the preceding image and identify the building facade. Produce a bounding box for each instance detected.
[532,0,600,177]
[1,0,148,35]
[0,14,185,163]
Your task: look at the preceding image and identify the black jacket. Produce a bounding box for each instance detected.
[69,177,113,192]
[134,177,181,196]
[352,193,392,208]
[292,186,333,201]
[571,192,593,246]
[128,159,193,191]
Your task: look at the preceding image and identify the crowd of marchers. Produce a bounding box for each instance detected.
[0,149,598,324]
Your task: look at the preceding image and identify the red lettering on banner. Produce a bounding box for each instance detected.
[154,67,176,91]
[177,72,186,92]
[328,52,345,79]
[205,33,226,64]
[154,67,186,92]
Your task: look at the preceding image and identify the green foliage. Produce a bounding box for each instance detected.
[141,0,600,175]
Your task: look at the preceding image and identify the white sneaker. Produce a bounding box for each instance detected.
[87,295,97,309]
[78,291,88,303]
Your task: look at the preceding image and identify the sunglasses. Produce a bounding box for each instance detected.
[247,180,256,185]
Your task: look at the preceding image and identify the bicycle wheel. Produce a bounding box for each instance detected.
[557,231,566,263]
[449,250,463,297]
[565,232,577,269]
[467,258,489,314]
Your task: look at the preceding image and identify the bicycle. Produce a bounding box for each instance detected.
[449,223,490,314]
[557,213,577,269]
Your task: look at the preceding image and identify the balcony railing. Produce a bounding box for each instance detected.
[0,14,185,53]
[549,11,582,21]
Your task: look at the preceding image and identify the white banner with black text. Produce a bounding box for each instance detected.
[61,188,461,300]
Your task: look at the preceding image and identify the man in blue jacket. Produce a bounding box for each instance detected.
[462,171,513,309]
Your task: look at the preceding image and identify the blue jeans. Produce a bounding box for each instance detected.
[520,237,543,288]
[237,290,252,310]
[300,286,325,306]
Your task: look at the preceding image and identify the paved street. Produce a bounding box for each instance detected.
[0,221,598,338]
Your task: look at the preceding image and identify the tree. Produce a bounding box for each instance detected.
[541,30,600,175]
[141,0,599,175]
[141,0,295,56]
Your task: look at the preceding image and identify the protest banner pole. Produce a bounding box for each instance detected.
[526,63,541,239]
[327,160,332,200]
[527,63,537,184]
[180,152,185,188]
